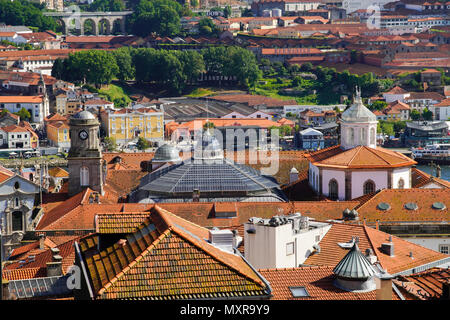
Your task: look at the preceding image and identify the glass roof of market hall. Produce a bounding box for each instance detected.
[129,131,287,203]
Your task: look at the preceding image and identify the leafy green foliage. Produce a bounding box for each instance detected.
[53,51,119,87]
[136,137,150,150]
[88,0,125,11]
[0,0,59,32]
[103,137,117,151]
[14,108,31,121]
[369,100,387,111]
[129,0,186,37]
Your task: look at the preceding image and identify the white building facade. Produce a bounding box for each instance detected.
[306,87,416,201]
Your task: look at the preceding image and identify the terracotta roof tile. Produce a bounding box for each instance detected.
[306,145,417,169]
[81,206,269,300]
[2,267,46,281]
[304,223,448,275]
[393,267,450,300]
[354,188,449,224]
[259,266,399,300]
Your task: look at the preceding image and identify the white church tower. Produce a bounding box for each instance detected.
[340,86,378,150]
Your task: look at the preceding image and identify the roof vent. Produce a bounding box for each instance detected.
[377,202,391,211]
[208,229,234,252]
[432,202,446,210]
[381,242,394,257]
[404,202,418,211]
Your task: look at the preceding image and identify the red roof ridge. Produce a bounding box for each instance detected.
[364,146,392,166]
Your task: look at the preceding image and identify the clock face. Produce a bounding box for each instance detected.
[79,130,88,140]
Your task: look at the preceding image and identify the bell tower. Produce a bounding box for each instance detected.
[67,110,104,196]
[340,86,378,150]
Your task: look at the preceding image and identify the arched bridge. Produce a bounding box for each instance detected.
[43,11,133,35]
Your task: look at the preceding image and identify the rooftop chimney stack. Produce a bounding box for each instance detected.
[39,234,45,250]
[46,247,63,277]
[193,189,200,202]
[381,242,394,257]
[209,228,234,252]
[376,271,393,301]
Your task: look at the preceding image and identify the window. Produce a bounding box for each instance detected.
[349,128,354,145]
[329,179,338,200]
[289,287,310,298]
[286,242,294,256]
[80,166,89,187]
[398,178,405,189]
[361,128,366,143]
[364,180,376,195]
[439,245,449,255]
[12,211,23,231]
[371,127,376,145]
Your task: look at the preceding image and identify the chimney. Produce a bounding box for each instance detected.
[289,167,299,184]
[209,228,234,252]
[2,279,11,300]
[39,234,45,250]
[376,271,393,300]
[381,242,394,257]
[46,247,62,277]
[193,189,200,202]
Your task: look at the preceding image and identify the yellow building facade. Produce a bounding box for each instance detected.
[100,107,164,145]
[47,121,70,151]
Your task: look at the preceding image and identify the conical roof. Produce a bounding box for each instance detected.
[333,242,376,279]
[341,87,376,123]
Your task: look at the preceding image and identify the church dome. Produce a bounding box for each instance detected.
[153,144,180,163]
[72,110,96,120]
[341,87,376,123]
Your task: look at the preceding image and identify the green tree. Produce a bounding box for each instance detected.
[223,5,231,18]
[176,50,205,84]
[370,100,387,111]
[0,0,59,32]
[14,108,31,121]
[198,17,219,36]
[411,109,420,121]
[65,50,119,87]
[300,62,313,72]
[393,121,406,136]
[88,0,125,11]
[103,137,117,151]
[136,137,150,150]
[112,47,135,82]
[422,107,433,121]
[129,0,183,37]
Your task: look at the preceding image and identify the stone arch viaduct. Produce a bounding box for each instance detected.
[43,11,133,35]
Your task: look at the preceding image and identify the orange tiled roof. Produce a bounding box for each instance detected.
[353,188,449,224]
[385,86,408,95]
[393,268,450,300]
[0,96,43,104]
[4,237,80,275]
[48,167,69,178]
[304,223,449,275]
[81,206,269,300]
[2,267,46,281]
[259,266,400,300]
[305,145,417,169]
[411,167,450,188]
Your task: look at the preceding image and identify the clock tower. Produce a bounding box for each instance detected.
[67,110,104,196]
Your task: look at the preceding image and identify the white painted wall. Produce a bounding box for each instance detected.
[244,221,331,269]
[351,170,388,199]
[383,93,410,103]
[392,167,411,189]
[322,169,345,200]
[403,237,450,254]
